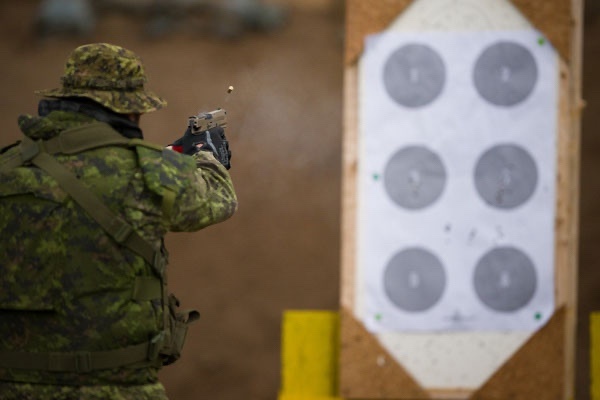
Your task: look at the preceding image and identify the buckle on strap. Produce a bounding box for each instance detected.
[48,352,92,373]
[20,140,41,162]
[148,332,165,361]
[108,218,134,243]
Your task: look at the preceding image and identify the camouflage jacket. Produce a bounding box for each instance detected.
[0,110,237,389]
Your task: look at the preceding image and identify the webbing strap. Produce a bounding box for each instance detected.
[132,276,162,301]
[42,123,132,154]
[161,186,177,220]
[0,123,162,173]
[0,151,22,172]
[27,145,159,270]
[0,340,159,373]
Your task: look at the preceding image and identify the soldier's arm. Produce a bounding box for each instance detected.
[167,149,237,232]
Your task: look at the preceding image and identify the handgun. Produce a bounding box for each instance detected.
[188,108,227,134]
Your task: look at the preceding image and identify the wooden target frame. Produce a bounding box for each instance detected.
[339,0,583,398]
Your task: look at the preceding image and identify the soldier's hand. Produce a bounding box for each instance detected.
[168,126,232,170]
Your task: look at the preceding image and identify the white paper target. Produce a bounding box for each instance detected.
[357,29,557,332]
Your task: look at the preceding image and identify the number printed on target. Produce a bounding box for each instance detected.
[358,30,557,332]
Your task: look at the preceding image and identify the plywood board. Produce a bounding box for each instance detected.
[344,0,575,66]
[339,0,582,398]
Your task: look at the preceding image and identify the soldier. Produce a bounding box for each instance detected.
[0,43,237,399]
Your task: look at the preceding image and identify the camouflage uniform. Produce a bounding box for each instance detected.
[0,44,237,399]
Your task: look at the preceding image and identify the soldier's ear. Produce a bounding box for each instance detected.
[127,113,141,124]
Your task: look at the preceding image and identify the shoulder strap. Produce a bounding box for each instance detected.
[0,123,127,172]
[2,123,167,275]
[0,123,166,169]
[46,123,166,154]
[16,134,164,277]
[43,122,131,154]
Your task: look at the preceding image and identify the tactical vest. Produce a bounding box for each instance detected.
[0,123,198,375]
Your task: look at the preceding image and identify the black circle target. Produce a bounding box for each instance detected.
[384,146,447,210]
[473,246,537,312]
[383,43,446,108]
[383,247,447,312]
[474,144,538,209]
[473,41,538,107]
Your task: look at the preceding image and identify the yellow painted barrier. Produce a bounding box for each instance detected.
[592,313,600,400]
[278,311,342,400]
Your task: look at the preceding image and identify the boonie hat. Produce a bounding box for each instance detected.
[36,43,167,114]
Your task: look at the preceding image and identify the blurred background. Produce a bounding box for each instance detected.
[0,1,597,399]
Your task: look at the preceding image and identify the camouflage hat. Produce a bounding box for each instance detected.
[36,43,167,114]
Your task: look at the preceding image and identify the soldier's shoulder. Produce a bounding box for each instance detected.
[135,142,195,170]
[134,143,196,195]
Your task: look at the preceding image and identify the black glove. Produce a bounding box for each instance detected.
[170,126,232,170]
